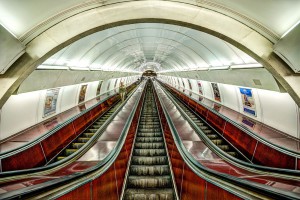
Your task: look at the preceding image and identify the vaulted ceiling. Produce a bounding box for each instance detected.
[40,23,257,72]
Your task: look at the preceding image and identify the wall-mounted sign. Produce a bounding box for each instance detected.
[78,84,87,104]
[43,88,60,117]
[239,88,256,116]
[242,116,256,130]
[211,83,221,102]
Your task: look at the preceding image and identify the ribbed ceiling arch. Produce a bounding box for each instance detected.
[41,23,257,72]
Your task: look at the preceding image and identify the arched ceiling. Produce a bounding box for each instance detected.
[40,23,257,72]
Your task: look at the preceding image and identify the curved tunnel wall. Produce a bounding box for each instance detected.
[0,75,139,141]
[158,74,300,139]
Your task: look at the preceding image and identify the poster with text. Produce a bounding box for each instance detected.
[239,88,256,116]
[187,79,192,96]
[43,88,60,117]
[78,84,87,104]
[211,83,221,102]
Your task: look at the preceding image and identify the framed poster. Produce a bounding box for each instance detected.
[43,88,60,117]
[197,81,203,95]
[78,84,87,104]
[188,79,192,96]
[211,83,221,102]
[239,88,256,116]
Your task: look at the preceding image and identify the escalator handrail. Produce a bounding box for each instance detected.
[154,82,300,200]
[160,81,300,157]
[159,82,300,176]
[0,82,146,200]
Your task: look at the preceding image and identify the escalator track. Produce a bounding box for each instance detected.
[123,82,177,200]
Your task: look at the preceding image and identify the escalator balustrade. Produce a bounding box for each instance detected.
[123,83,176,200]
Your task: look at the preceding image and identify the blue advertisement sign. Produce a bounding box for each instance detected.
[239,88,256,116]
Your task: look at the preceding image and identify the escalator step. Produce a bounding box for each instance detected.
[83,132,94,138]
[134,149,166,156]
[135,137,163,142]
[130,165,170,176]
[77,137,90,143]
[211,139,223,145]
[227,152,238,157]
[92,125,101,129]
[135,143,164,149]
[127,176,172,188]
[65,149,77,156]
[137,133,162,137]
[203,129,213,134]
[218,144,230,151]
[56,156,66,161]
[207,134,218,139]
[88,128,98,132]
[72,143,85,149]
[132,156,168,165]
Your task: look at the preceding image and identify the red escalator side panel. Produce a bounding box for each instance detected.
[2,143,46,171]
[253,142,296,169]
[92,161,119,200]
[206,110,226,134]
[41,123,76,161]
[223,122,257,161]
[181,163,205,200]
[206,182,242,200]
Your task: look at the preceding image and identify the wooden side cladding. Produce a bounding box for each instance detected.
[163,83,298,170]
[153,87,241,200]
[56,86,144,200]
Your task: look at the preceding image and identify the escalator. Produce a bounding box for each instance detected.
[55,101,122,161]
[167,89,247,161]
[123,82,177,200]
